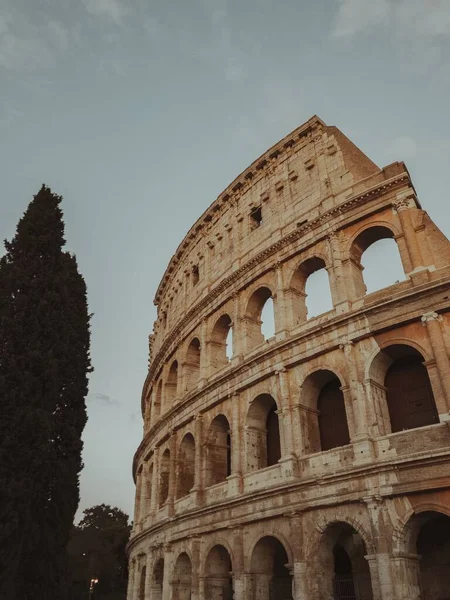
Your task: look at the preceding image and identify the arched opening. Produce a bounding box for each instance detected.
[291,256,333,322]
[250,536,293,600]
[139,565,146,600]
[153,380,162,421]
[369,344,439,435]
[204,545,233,600]
[350,226,405,297]
[176,433,195,499]
[165,360,178,409]
[403,511,450,599]
[152,558,164,600]
[172,552,192,600]
[310,522,373,600]
[300,370,350,454]
[210,314,233,370]
[205,415,231,487]
[185,338,201,391]
[159,449,170,507]
[245,287,275,350]
[246,395,281,472]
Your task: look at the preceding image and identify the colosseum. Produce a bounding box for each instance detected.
[127,115,450,600]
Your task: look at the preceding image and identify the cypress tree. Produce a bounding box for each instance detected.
[0,185,92,599]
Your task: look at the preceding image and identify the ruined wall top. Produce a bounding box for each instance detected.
[153,116,384,309]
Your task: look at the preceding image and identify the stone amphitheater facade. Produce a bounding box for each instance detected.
[127,116,450,600]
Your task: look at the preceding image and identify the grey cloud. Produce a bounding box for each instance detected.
[81,0,129,25]
[88,392,121,407]
[333,0,450,39]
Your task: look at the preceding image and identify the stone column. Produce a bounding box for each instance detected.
[340,341,374,462]
[232,527,245,600]
[150,446,159,515]
[228,394,243,495]
[192,414,205,505]
[133,470,142,534]
[292,561,309,600]
[276,368,298,478]
[190,537,201,600]
[422,311,450,416]
[168,432,177,516]
[274,262,289,339]
[390,553,421,600]
[327,229,350,311]
[199,319,208,386]
[364,498,397,600]
[231,292,244,361]
[127,557,136,600]
[394,196,424,273]
[242,572,253,599]
[162,545,172,600]
[140,462,149,528]
[132,554,143,600]
[290,514,309,599]
[145,552,154,600]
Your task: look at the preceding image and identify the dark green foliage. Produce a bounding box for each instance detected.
[67,505,131,600]
[0,185,92,599]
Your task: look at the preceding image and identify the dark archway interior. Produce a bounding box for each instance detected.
[318,378,350,451]
[266,406,281,466]
[417,512,450,600]
[385,347,439,432]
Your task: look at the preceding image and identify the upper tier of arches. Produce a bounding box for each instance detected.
[143,202,449,429]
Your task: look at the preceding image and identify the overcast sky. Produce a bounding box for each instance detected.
[1,0,450,522]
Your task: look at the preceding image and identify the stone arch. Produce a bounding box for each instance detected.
[184,336,201,391]
[249,535,293,600]
[290,255,333,322]
[395,509,450,600]
[165,360,178,410]
[308,519,375,600]
[348,223,406,297]
[244,285,275,349]
[299,369,350,454]
[246,394,281,472]
[159,448,170,507]
[205,414,231,487]
[210,313,233,369]
[172,552,192,600]
[367,343,438,435]
[176,433,195,499]
[204,544,233,600]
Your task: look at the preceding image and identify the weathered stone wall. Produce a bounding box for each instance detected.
[127,116,450,600]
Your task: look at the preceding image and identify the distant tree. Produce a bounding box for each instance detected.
[0,185,92,599]
[68,505,131,600]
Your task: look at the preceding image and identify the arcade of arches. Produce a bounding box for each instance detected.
[129,509,450,599]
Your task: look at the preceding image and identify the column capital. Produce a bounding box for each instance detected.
[339,339,354,353]
[393,190,417,211]
[421,311,441,324]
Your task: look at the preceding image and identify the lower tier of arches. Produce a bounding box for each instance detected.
[127,494,450,600]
